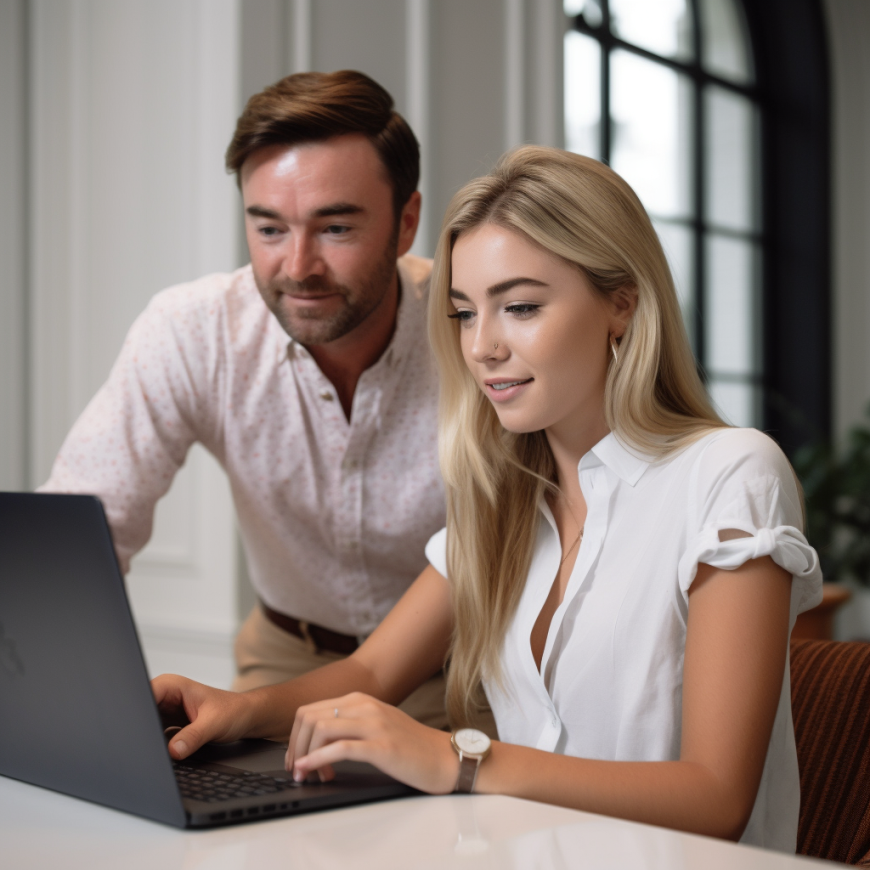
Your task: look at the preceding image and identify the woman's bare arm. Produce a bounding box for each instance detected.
[468,553,792,839]
[152,565,454,758]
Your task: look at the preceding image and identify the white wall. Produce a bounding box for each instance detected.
[25,0,244,686]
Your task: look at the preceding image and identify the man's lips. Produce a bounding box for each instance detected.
[281,291,341,303]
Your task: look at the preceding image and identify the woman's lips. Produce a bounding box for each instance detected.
[484,378,533,402]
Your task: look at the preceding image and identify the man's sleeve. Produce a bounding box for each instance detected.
[38,292,207,574]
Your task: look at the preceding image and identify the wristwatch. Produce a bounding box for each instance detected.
[450,727,492,793]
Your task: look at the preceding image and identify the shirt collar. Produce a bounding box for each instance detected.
[584,432,655,487]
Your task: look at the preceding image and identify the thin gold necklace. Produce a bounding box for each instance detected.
[559,498,584,567]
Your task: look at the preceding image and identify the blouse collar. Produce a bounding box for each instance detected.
[584,432,655,487]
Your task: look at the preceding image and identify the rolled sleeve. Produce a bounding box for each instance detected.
[425,526,449,579]
[677,429,823,615]
[678,523,822,614]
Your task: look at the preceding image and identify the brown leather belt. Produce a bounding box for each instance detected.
[261,601,360,655]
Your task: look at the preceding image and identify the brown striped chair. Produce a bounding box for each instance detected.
[791,638,870,865]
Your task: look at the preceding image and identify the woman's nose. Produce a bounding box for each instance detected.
[468,318,503,363]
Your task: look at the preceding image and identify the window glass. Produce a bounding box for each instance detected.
[654,220,696,347]
[698,0,753,84]
[705,235,758,376]
[708,380,758,428]
[705,85,759,232]
[564,0,764,430]
[610,0,694,61]
[564,31,601,159]
[611,50,693,219]
[564,0,602,25]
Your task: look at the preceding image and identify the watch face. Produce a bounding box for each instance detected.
[453,727,491,756]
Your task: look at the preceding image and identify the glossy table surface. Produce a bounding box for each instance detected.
[1,774,833,869]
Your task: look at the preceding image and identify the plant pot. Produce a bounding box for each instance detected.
[791,583,853,640]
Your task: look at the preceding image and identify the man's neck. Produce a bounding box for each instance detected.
[307,274,401,421]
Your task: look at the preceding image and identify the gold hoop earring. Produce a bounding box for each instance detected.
[610,335,619,364]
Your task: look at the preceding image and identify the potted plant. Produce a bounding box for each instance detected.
[791,405,870,639]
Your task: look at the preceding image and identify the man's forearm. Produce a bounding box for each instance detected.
[244,655,386,741]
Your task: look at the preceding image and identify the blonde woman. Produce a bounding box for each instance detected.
[153,146,821,851]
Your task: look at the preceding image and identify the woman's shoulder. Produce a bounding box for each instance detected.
[691,427,790,471]
[680,427,797,504]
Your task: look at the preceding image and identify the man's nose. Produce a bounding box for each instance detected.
[282,234,324,282]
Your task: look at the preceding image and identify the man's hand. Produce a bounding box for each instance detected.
[151,674,255,760]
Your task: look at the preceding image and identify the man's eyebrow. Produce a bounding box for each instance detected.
[448,278,549,301]
[245,203,365,221]
[312,203,365,218]
[246,205,282,220]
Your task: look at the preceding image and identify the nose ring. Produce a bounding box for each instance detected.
[494,342,499,350]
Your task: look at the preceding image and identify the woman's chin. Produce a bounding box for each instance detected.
[492,409,546,435]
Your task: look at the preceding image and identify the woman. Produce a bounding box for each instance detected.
[154,146,821,851]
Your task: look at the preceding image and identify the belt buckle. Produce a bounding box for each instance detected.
[297,620,319,654]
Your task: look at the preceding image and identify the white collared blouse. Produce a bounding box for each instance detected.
[426,427,822,852]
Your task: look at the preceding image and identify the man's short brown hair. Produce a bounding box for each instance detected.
[226,70,419,217]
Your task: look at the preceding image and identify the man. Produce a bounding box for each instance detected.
[40,70,447,726]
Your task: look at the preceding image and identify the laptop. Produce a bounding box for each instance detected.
[0,492,417,827]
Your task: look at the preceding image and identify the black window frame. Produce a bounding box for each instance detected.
[565,0,830,457]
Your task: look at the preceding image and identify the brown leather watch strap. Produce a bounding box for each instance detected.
[454,751,481,793]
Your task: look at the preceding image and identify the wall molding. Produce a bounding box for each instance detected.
[504,0,525,149]
[0,0,28,490]
[406,0,432,254]
[292,0,312,72]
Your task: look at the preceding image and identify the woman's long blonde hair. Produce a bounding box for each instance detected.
[427,146,726,726]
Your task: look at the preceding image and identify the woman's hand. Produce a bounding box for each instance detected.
[151,673,257,760]
[286,692,459,794]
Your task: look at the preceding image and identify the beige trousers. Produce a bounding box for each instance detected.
[232,605,497,738]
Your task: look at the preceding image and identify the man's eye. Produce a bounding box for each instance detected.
[324,225,351,234]
[259,226,281,237]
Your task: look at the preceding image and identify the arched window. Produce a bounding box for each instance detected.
[564,0,830,453]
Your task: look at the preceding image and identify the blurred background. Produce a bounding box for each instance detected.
[0,0,867,685]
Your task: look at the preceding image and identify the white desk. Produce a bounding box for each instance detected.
[1,775,832,869]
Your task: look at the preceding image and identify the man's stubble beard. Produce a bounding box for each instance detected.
[259,233,399,346]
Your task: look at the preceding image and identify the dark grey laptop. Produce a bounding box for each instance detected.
[0,492,417,827]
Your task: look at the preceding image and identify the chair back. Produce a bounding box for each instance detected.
[791,638,870,864]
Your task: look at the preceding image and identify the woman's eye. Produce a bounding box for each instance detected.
[447,310,475,325]
[505,303,540,317]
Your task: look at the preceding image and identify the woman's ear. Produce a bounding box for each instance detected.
[608,284,638,338]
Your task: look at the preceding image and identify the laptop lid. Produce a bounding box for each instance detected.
[0,492,187,826]
[0,492,416,828]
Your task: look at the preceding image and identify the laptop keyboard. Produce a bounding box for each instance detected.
[174,764,300,803]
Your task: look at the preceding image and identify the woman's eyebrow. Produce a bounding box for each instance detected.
[449,278,548,302]
[487,277,548,297]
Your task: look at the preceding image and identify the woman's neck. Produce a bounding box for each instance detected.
[545,412,611,495]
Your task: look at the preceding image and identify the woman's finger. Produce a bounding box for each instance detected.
[286,693,372,769]
[294,737,370,781]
